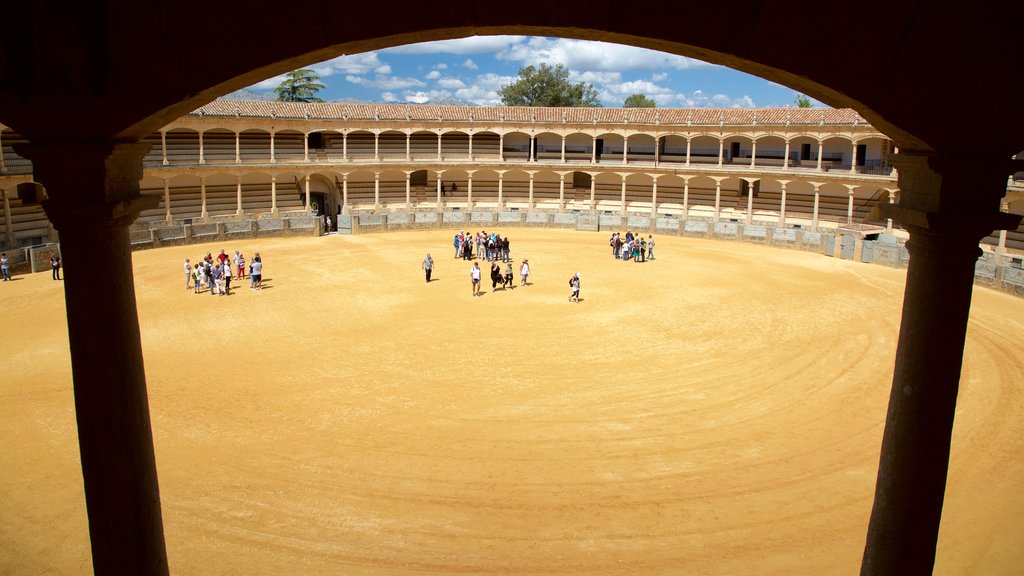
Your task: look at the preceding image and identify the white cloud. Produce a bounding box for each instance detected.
[385,35,527,55]
[462,58,478,70]
[404,91,431,104]
[381,92,398,103]
[664,90,757,108]
[314,52,391,77]
[652,72,669,82]
[569,70,622,85]
[425,70,441,80]
[450,72,518,106]
[497,37,709,72]
[437,77,466,89]
[435,63,448,70]
[345,74,426,90]
[251,74,287,90]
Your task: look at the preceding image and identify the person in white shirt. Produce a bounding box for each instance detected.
[519,259,530,286]
[569,272,580,303]
[470,261,481,297]
[184,258,192,289]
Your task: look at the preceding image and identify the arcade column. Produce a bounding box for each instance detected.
[860,152,1020,576]
[18,142,169,576]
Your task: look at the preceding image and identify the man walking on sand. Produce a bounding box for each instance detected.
[470,261,482,297]
[422,253,434,283]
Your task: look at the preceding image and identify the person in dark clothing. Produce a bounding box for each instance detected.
[502,237,510,262]
[490,261,502,291]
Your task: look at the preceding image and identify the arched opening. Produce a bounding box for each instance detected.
[3,12,1022,575]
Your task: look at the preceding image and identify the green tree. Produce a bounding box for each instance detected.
[498,64,601,107]
[274,69,326,103]
[623,93,656,108]
[794,93,812,108]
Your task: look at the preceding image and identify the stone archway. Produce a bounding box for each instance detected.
[2,5,1023,576]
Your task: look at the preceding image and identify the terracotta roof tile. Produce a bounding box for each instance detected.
[190,100,870,127]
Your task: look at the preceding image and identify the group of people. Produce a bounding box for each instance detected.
[469,258,530,296]
[609,231,655,263]
[0,252,61,282]
[184,248,263,296]
[453,230,512,262]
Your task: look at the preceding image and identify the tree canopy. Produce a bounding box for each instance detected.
[498,64,601,107]
[274,69,326,103]
[794,94,812,108]
[623,93,656,108]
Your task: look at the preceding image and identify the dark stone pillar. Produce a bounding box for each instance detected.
[19,143,168,576]
[860,154,1020,575]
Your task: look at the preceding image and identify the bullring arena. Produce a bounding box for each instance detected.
[2,227,1023,575]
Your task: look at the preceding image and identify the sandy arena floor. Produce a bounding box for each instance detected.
[1,228,1022,575]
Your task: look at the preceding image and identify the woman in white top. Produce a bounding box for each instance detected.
[519,259,530,286]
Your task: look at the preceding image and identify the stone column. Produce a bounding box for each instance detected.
[589,175,596,210]
[405,133,411,161]
[816,141,824,171]
[270,175,277,214]
[622,136,629,165]
[499,134,505,162]
[850,141,858,174]
[304,133,309,162]
[234,132,240,164]
[200,176,208,218]
[497,171,504,209]
[374,173,380,209]
[467,172,474,209]
[405,172,411,207]
[528,173,535,210]
[2,188,14,246]
[620,174,627,216]
[160,131,168,165]
[270,132,276,164]
[886,189,896,233]
[468,133,474,161]
[746,179,755,224]
[304,175,311,212]
[685,137,691,167]
[591,136,597,163]
[162,178,171,223]
[650,176,659,218]
[996,200,1009,256]
[812,183,821,230]
[198,131,205,164]
[683,178,690,220]
[437,133,442,161]
[236,176,243,215]
[529,137,535,163]
[342,175,349,214]
[655,136,661,167]
[374,132,379,161]
[861,153,1021,576]
[18,142,168,576]
[714,179,722,221]
[783,140,790,170]
[847,185,856,224]
[559,173,566,211]
[342,132,348,161]
[779,181,788,226]
[750,139,757,168]
[717,138,724,167]
[561,135,566,163]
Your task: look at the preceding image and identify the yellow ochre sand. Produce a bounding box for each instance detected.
[1,229,1022,575]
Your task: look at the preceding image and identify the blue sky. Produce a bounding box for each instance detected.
[247,36,818,108]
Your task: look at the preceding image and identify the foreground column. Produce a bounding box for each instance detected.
[20,142,168,576]
[861,153,1020,576]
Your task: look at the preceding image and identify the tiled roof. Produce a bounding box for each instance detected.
[191,100,869,127]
